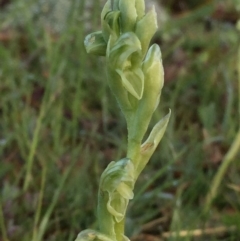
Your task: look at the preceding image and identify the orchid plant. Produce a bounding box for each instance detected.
[76,0,170,241]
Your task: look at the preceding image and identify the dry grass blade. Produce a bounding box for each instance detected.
[162,225,237,239]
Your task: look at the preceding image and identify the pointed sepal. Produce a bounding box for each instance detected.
[142,110,171,154]
[119,0,137,32]
[84,31,107,56]
[102,10,121,43]
[135,0,145,20]
[116,67,144,100]
[135,6,158,58]
[75,229,112,241]
[108,32,144,100]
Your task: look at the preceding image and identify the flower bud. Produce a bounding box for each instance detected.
[135,6,158,58]
[142,44,163,88]
[84,31,107,56]
[129,44,164,142]
[135,0,145,20]
[119,0,137,33]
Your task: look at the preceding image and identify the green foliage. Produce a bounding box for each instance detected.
[0,0,239,241]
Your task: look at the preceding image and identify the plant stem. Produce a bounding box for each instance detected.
[114,219,125,241]
[127,141,141,166]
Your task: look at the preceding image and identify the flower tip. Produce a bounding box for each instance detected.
[84,32,107,56]
[150,5,158,29]
[150,44,162,60]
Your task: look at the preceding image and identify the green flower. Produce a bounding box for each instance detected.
[100,158,135,222]
[75,229,131,241]
[108,32,144,100]
[75,229,112,241]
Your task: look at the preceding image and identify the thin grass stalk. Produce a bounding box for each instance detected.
[23,90,58,192]
[36,160,75,241]
[204,33,240,213]
[0,199,9,241]
[23,101,47,192]
[32,162,47,241]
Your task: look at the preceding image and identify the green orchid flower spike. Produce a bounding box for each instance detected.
[77,0,171,241]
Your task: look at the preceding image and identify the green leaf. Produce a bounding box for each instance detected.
[135,110,171,176]
[142,110,171,153]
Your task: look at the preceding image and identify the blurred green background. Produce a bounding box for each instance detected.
[0,0,239,241]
